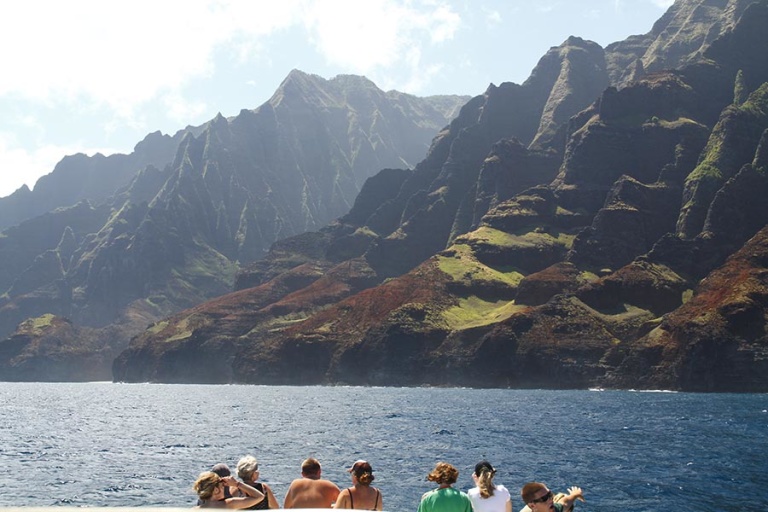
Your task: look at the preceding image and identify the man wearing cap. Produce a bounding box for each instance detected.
[283,457,341,508]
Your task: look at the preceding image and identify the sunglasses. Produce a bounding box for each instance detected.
[531,491,553,504]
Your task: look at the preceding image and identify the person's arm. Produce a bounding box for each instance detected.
[327,482,341,507]
[232,480,265,501]
[417,493,428,512]
[220,477,265,510]
[559,486,584,509]
[283,482,297,509]
[463,494,473,512]
[262,483,279,509]
[376,488,383,511]
[505,496,512,512]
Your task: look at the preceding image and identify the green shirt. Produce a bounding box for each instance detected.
[418,487,473,512]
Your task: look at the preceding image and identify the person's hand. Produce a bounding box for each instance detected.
[222,476,238,487]
[567,486,585,502]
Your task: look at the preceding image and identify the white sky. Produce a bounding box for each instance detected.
[0,0,674,199]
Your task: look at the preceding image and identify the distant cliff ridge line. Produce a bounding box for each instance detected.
[0,70,468,382]
[5,0,768,391]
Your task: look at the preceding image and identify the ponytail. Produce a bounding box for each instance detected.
[478,469,495,499]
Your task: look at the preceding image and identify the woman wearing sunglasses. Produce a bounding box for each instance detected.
[520,482,584,512]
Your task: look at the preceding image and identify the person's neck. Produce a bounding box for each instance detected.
[439,484,452,489]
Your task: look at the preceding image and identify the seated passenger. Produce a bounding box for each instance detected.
[333,460,383,510]
[211,463,235,499]
[466,461,511,512]
[283,457,340,508]
[519,482,584,512]
[418,462,472,512]
[235,455,279,509]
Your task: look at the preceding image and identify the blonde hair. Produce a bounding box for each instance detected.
[193,471,222,501]
[427,462,458,485]
[237,455,259,481]
[477,468,496,499]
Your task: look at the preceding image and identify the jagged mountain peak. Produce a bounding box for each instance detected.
[270,68,339,107]
[109,0,768,391]
[269,69,407,115]
[0,69,467,382]
[6,1,768,391]
[524,35,604,84]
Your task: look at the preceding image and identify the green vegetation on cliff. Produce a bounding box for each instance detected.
[436,244,524,288]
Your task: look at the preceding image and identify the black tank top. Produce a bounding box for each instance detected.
[245,482,270,510]
[348,487,380,510]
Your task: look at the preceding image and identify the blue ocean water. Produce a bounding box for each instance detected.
[0,383,766,511]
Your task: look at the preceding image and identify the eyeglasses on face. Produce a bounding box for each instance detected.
[531,490,553,504]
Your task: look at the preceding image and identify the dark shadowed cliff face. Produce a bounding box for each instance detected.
[528,37,609,149]
[602,225,768,392]
[112,0,768,392]
[359,36,613,279]
[677,83,768,239]
[0,314,129,382]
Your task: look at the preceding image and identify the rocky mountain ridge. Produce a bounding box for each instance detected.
[113,0,768,391]
[6,0,768,390]
[0,73,467,380]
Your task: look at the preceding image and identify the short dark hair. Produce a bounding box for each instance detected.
[521,482,546,504]
[301,457,321,476]
[211,463,231,477]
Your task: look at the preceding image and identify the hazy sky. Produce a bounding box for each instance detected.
[0,0,674,199]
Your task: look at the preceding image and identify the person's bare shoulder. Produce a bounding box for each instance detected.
[322,479,341,490]
[334,488,350,507]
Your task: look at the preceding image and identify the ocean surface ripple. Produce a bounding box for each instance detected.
[0,383,766,512]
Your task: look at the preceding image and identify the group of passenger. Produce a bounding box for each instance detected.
[193,457,280,509]
[193,456,379,510]
[417,461,584,512]
[192,456,584,511]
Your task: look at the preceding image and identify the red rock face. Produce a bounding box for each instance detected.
[605,226,768,392]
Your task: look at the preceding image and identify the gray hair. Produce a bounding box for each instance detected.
[237,455,259,480]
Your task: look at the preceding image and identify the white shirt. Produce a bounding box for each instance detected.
[467,484,511,512]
